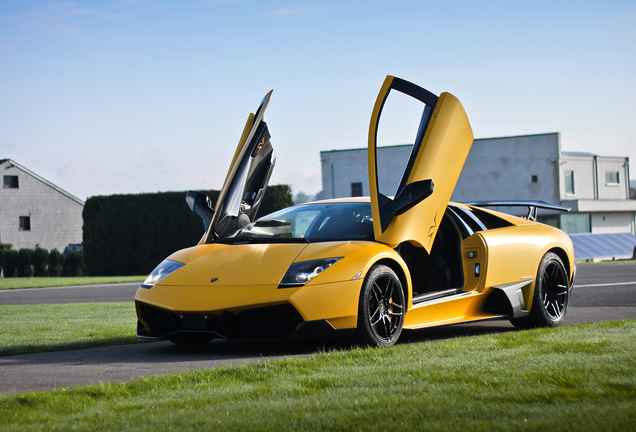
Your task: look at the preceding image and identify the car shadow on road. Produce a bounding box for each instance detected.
[150,320,519,358]
[0,321,519,368]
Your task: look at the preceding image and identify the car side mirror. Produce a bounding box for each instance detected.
[186,191,215,234]
[379,179,434,231]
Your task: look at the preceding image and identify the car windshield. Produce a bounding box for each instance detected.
[219,202,374,243]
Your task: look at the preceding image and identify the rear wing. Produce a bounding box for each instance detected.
[463,200,570,222]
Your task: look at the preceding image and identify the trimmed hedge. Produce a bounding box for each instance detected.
[62,251,85,277]
[48,249,65,277]
[16,249,33,277]
[2,249,18,278]
[83,185,294,276]
[32,248,49,277]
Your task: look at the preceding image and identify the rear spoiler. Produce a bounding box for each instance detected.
[462,200,570,222]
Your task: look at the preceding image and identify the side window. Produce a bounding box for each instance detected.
[605,171,619,185]
[3,176,18,189]
[351,182,363,197]
[19,216,31,231]
[564,170,575,195]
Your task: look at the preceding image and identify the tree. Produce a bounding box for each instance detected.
[294,191,309,204]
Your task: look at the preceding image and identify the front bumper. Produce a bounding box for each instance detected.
[136,300,355,341]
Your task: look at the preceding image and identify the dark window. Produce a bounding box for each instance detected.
[3,176,18,189]
[564,171,574,194]
[531,175,538,183]
[605,171,619,185]
[19,216,31,231]
[351,182,363,197]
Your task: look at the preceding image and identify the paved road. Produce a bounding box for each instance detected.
[0,263,634,394]
[570,263,636,307]
[0,282,140,305]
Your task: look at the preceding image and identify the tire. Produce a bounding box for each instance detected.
[511,252,569,329]
[168,332,214,346]
[355,265,405,347]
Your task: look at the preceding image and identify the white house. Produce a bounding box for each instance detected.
[1,159,84,250]
[320,133,636,235]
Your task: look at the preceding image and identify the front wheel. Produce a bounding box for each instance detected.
[511,252,570,329]
[355,265,405,347]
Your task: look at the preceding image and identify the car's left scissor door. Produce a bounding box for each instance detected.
[204,91,276,243]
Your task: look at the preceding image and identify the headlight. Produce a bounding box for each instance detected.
[279,258,342,288]
[141,260,185,289]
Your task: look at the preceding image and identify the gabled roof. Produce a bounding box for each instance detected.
[0,158,84,205]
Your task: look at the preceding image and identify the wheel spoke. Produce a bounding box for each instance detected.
[369,305,381,323]
[372,282,382,303]
[385,279,393,302]
[389,302,403,310]
[382,315,391,340]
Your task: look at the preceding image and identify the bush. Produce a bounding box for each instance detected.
[2,249,18,278]
[47,249,65,277]
[0,244,12,277]
[62,251,85,277]
[32,248,49,277]
[16,249,33,278]
[83,185,293,276]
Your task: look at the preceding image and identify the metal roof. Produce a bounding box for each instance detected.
[569,232,636,261]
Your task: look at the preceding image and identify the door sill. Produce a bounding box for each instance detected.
[412,288,466,305]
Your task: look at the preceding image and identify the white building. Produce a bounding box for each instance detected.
[1,159,84,250]
[320,133,636,235]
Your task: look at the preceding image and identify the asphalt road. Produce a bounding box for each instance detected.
[0,282,140,305]
[0,262,634,394]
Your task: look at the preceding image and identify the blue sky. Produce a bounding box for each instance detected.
[1,0,634,200]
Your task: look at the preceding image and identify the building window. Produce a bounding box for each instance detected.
[19,216,31,231]
[605,171,619,185]
[561,213,590,234]
[351,182,363,197]
[3,175,18,189]
[564,171,574,195]
[531,175,538,183]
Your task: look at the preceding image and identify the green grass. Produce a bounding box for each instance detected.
[1,320,635,431]
[0,302,141,356]
[0,276,145,290]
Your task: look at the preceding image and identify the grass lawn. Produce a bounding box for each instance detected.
[0,276,145,291]
[0,319,634,431]
[0,302,141,356]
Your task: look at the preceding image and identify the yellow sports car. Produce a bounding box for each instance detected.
[135,76,576,347]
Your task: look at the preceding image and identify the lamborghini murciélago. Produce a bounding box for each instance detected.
[135,76,576,347]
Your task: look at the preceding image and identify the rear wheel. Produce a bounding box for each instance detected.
[511,252,569,329]
[168,333,214,346]
[355,265,405,347]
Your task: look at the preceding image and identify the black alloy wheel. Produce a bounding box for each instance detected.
[511,252,570,329]
[356,264,405,347]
